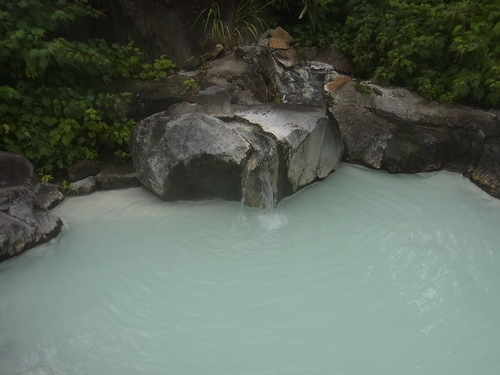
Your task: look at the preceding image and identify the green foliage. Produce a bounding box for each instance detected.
[197,0,269,49]
[270,0,500,108]
[267,0,345,49]
[58,179,70,193]
[138,55,176,81]
[183,78,200,91]
[0,0,176,174]
[39,171,53,183]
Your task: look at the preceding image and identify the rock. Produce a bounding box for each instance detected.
[269,37,290,50]
[269,27,294,44]
[273,48,301,68]
[202,54,268,105]
[67,159,101,183]
[202,44,224,60]
[69,176,98,195]
[95,163,141,190]
[234,104,344,194]
[0,187,63,263]
[332,103,471,173]
[327,77,498,184]
[330,79,500,138]
[103,77,190,122]
[32,183,64,210]
[234,45,335,105]
[181,54,204,71]
[324,75,352,93]
[310,47,354,74]
[196,86,233,117]
[0,151,39,187]
[468,141,500,199]
[134,111,250,201]
[132,102,344,207]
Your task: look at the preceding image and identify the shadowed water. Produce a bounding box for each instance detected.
[1,164,500,375]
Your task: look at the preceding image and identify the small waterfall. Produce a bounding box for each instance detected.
[259,169,275,212]
[257,166,288,229]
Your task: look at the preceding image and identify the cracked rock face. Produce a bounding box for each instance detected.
[132,99,344,208]
[0,186,63,262]
[327,79,493,174]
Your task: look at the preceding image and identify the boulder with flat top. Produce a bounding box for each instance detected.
[132,88,344,207]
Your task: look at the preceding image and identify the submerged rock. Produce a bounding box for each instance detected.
[132,89,344,207]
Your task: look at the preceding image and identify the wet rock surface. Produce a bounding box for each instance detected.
[467,141,500,199]
[0,186,63,263]
[325,76,500,196]
[132,88,344,207]
[3,33,500,262]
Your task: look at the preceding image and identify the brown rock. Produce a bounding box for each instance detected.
[269,37,289,50]
[324,75,352,93]
[269,27,294,44]
[273,48,301,68]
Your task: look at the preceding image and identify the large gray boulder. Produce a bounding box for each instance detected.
[132,90,344,207]
[327,76,499,171]
[0,152,64,263]
[326,75,500,197]
[0,151,39,187]
[135,111,251,201]
[0,186,63,262]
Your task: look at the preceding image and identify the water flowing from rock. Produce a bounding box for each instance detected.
[1,165,500,375]
[258,168,275,212]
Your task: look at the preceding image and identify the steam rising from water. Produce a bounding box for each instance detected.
[1,165,500,375]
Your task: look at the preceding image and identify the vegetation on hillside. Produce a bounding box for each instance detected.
[0,0,175,177]
[1,0,498,176]
[268,0,500,108]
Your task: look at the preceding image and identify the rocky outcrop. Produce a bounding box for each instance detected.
[229,44,335,106]
[467,141,500,199]
[0,151,40,187]
[0,185,63,263]
[202,52,269,105]
[0,152,64,262]
[67,162,141,195]
[326,76,500,196]
[132,88,344,207]
[204,28,343,107]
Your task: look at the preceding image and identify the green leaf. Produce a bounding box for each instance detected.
[42,96,51,107]
[16,20,28,30]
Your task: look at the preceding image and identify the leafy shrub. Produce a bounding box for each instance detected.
[0,0,176,174]
[269,0,500,108]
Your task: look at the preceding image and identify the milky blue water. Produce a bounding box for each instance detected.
[1,164,500,375]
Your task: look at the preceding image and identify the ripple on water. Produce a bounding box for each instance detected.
[1,164,500,375]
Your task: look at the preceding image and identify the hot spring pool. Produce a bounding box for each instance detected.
[1,164,500,375]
